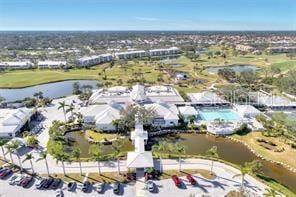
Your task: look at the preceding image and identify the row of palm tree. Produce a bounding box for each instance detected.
[0,138,280,195]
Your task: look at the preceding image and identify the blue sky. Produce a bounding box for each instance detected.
[0,0,295,31]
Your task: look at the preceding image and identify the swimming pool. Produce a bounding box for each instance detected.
[199,109,240,121]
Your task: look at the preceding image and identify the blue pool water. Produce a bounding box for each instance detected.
[199,109,240,121]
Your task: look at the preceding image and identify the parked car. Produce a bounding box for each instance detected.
[146,180,155,192]
[20,176,34,188]
[17,176,28,186]
[51,178,62,189]
[35,178,46,189]
[186,174,197,185]
[9,175,21,185]
[67,181,76,191]
[55,189,64,197]
[82,181,91,193]
[0,169,12,178]
[43,178,54,189]
[95,182,105,193]
[112,182,120,194]
[171,175,182,187]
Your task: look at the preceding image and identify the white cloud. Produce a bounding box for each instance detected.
[135,17,160,21]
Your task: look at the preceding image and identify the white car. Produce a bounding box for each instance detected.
[56,189,64,197]
[146,180,155,192]
[9,175,21,185]
[95,182,105,193]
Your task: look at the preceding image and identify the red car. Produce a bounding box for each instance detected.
[20,176,33,188]
[171,175,181,187]
[0,169,12,178]
[186,174,197,185]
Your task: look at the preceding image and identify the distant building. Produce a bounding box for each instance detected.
[37,61,67,69]
[149,47,180,56]
[77,53,113,67]
[0,61,33,70]
[115,50,147,59]
[89,84,184,104]
[0,108,36,138]
[267,46,296,53]
[236,45,254,52]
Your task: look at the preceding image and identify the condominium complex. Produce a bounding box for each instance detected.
[37,61,67,69]
[115,50,147,59]
[0,61,33,70]
[149,47,180,56]
[77,53,113,67]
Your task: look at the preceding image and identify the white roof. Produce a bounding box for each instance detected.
[178,106,198,116]
[126,151,153,168]
[189,91,227,103]
[115,50,146,55]
[0,108,35,135]
[149,47,180,52]
[78,53,112,61]
[37,61,67,65]
[145,102,179,120]
[80,103,122,124]
[1,61,32,66]
[130,84,147,102]
[235,105,261,116]
[147,85,170,93]
[108,86,129,93]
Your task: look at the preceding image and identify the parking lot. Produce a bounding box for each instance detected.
[0,169,264,197]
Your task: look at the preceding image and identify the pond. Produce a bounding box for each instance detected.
[65,131,296,192]
[206,65,258,74]
[65,131,134,157]
[0,80,100,102]
[153,55,181,63]
[150,133,296,192]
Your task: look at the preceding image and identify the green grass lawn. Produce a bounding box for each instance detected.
[85,130,118,142]
[0,50,293,89]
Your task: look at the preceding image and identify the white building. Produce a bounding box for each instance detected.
[0,61,33,70]
[0,108,36,138]
[89,84,184,104]
[77,53,112,67]
[37,61,67,69]
[178,106,198,121]
[144,101,179,127]
[115,50,147,59]
[188,91,229,105]
[80,102,122,131]
[127,114,153,169]
[234,105,261,118]
[149,47,180,56]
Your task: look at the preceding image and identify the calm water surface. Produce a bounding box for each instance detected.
[67,131,296,192]
[206,65,258,74]
[0,80,100,102]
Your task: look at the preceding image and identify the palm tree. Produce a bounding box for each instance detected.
[67,103,75,118]
[233,161,253,191]
[112,139,123,174]
[152,141,166,173]
[175,143,185,172]
[36,150,50,177]
[58,101,68,122]
[23,153,35,174]
[54,152,69,176]
[72,148,82,175]
[0,138,8,161]
[90,144,104,175]
[6,141,22,171]
[206,146,219,175]
[264,188,279,197]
